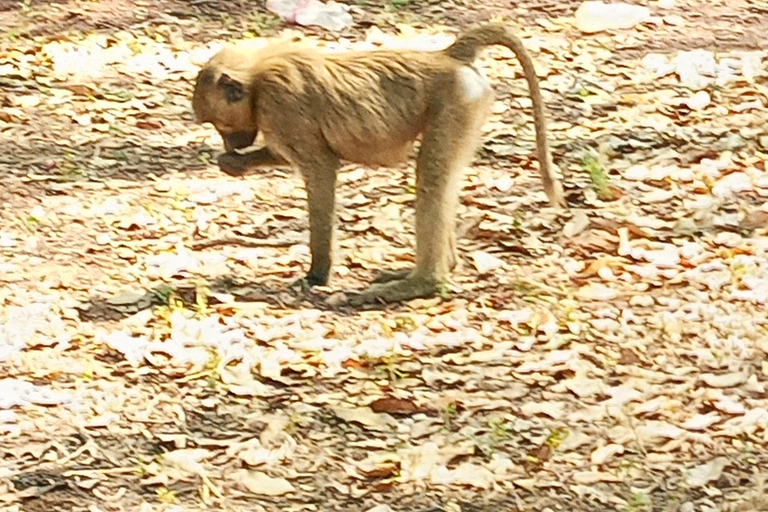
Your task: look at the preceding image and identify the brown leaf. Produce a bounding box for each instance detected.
[564,229,618,254]
[358,460,400,479]
[740,210,768,230]
[369,397,420,415]
[618,349,641,365]
[136,119,163,130]
[59,83,96,96]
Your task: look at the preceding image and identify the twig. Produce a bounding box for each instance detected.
[192,236,302,250]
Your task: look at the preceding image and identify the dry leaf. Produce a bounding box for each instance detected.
[231,470,295,496]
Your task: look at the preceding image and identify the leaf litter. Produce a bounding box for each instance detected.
[1,0,768,511]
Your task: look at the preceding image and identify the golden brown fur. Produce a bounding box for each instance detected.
[192,23,566,305]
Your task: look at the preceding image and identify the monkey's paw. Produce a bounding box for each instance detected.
[218,152,251,177]
[346,277,449,306]
[371,268,412,284]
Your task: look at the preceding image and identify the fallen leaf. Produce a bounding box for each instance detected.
[683,457,728,487]
[231,470,295,496]
[471,250,505,273]
[369,397,420,414]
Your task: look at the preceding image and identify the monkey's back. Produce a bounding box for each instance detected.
[251,47,460,167]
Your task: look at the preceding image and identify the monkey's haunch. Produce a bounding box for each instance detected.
[192,23,566,305]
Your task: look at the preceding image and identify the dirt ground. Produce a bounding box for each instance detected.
[1,0,768,511]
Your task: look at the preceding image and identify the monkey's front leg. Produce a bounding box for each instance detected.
[218,147,289,177]
[295,160,340,287]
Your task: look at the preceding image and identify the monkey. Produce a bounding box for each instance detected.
[192,23,566,305]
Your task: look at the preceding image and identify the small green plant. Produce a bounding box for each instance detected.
[219,13,234,26]
[59,163,87,182]
[194,283,211,317]
[18,0,32,14]
[624,491,651,512]
[436,281,452,299]
[153,284,175,304]
[285,412,307,435]
[204,348,222,388]
[21,215,40,232]
[581,150,612,200]
[441,401,458,430]
[156,486,176,504]
[103,90,133,102]
[488,418,511,442]
[375,352,407,382]
[576,84,591,98]
[389,0,411,9]
[247,11,282,36]
[3,29,20,42]
[392,315,417,332]
[544,428,568,450]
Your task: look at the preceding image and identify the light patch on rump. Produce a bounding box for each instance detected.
[456,66,490,102]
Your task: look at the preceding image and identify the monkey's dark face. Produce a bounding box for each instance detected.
[193,67,257,151]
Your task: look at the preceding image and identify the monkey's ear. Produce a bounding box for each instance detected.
[218,73,246,103]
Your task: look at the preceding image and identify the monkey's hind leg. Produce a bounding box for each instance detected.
[350,89,490,305]
[372,231,457,284]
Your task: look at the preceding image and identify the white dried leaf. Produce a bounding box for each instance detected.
[498,308,534,325]
[232,469,295,496]
[576,283,618,301]
[471,251,505,273]
[563,210,590,237]
[623,165,650,181]
[563,375,605,398]
[571,471,622,484]
[97,331,149,363]
[605,386,643,405]
[430,463,495,489]
[161,448,210,474]
[713,231,742,247]
[636,421,685,444]
[0,378,71,409]
[683,457,728,487]
[106,289,147,306]
[682,412,721,431]
[493,175,514,192]
[713,397,746,415]
[590,444,625,465]
[519,400,567,420]
[558,431,592,451]
[398,442,442,481]
[365,506,394,512]
[712,172,752,197]
[700,372,747,388]
[638,189,677,204]
[629,294,654,307]
[682,90,710,110]
[516,350,575,373]
[575,1,650,33]
[331,407,395,432]
[631,245,680,268]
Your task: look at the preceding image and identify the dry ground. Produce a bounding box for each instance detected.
[1,0,768,511]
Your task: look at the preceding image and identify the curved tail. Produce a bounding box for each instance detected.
[448,24,565,208]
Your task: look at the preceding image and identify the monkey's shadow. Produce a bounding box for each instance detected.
[79,273,399,323]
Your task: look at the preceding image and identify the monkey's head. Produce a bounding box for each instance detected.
[192,47,258,151]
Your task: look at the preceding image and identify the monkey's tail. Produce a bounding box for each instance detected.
[448,24,565,208]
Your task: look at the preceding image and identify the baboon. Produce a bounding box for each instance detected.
[192,23,566,305]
